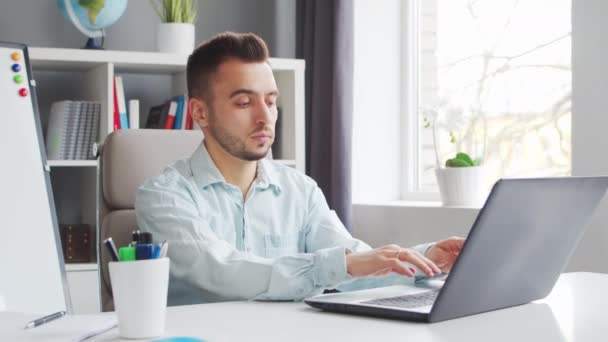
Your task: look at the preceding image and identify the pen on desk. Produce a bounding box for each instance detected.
[103,237,120,262]
[24,310,66,329]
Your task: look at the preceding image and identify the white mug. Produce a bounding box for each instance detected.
[109,257,170,339]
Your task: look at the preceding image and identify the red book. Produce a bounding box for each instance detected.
[164,101,178,129]
[112,78,120,130]
[185,97,192,130]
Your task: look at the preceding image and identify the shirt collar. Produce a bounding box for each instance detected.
[189,140,282,194]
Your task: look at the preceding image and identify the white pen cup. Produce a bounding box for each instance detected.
[109,257,170,339]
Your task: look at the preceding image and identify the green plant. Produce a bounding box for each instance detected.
[149,0,198,24]
[423,106,486,169]
[445,152,481,168]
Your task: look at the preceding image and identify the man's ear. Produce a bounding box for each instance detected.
[189,97,210,129]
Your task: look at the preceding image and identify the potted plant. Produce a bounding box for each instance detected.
[149,0,198,54]
[424,107,490,207]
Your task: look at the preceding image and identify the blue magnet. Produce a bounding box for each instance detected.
[11,63,21,72]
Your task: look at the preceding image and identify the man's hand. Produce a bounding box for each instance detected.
[346,245,442,278]
[425,237,465,273]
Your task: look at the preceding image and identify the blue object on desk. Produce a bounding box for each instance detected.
[151,337,206,342]
[135,244,154,260]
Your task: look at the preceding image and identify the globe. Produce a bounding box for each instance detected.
[57,0,128,49]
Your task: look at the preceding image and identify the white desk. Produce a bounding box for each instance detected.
[83,272,608,341]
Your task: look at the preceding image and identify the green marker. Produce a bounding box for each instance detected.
[119,246,136,261]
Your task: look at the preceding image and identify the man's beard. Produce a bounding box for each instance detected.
[208,117,273,161]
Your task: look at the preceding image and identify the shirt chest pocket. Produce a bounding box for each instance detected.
[264,232,301,258]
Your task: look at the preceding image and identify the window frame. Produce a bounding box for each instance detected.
[400,0,440,201]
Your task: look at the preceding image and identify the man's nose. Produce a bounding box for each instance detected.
[255,101,273,124]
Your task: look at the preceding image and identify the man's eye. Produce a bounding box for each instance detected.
[266,101,276,107]
[236,102,250,107]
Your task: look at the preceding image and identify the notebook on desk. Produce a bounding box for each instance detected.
[305,177,608,323]
[0,312,117,342]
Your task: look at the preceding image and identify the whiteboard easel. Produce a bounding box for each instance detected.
[0,42,71,314]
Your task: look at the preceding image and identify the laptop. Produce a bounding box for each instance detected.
[305,177,608,323]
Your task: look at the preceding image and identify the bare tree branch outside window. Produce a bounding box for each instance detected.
[418,0,571,189]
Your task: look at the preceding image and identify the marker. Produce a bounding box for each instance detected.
[152,242,163,259]
[135,232,154,260]
[119,247,136,261]
[131,229,141,245]
[136,244,154,260]
[103,237,120,262]
[160,241,169,258]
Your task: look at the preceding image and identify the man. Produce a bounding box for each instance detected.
[136,32,464,305]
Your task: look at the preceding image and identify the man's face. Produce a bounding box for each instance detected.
[199,59,279,161]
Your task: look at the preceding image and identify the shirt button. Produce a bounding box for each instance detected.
[330,271,337,279]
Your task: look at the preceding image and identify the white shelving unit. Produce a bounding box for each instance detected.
[28,47,305,313]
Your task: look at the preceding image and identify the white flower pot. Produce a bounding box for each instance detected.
[157,23,195,54]
[435,166,489,208]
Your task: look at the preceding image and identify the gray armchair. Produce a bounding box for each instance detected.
[97,129,202,312]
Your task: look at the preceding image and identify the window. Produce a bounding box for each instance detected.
[402,0,572,199]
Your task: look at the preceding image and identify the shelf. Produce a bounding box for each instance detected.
[28,47,305,74]
[65,263,98,272]
[48,160,98,167]
[29,47,188,73]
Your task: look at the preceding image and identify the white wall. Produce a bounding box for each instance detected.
[568,0,608,273]
[0,0,291,57]
[353,0,608,273]
[352,0,402,202]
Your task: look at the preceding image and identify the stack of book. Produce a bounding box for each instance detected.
[145,95,195,130]
[45,100,100,160]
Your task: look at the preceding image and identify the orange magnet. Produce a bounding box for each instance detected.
[11,52,21,61]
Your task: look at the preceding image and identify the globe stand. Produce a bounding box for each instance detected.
[83,36,105,50]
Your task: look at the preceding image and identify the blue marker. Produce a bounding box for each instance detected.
[135,231,154,260]
[152,242,163,259]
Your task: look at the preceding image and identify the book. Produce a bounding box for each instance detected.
[112,78,120,130]
[73,102,89,160]
[145,104,165,129]
[45,101,73,160]
[185,95,193,130]
[88,103,100,159]
[114,76,129,129]
[164,101,178,129]
[66,102,82,160]
[180,95,188,130]
[128,99,140,129]
[173,95,185,129]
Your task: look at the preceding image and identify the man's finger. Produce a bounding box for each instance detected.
[419,253,442,274]
[386,258,415,277]
[398,250,436,276]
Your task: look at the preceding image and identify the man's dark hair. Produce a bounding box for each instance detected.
[187,32,270,101]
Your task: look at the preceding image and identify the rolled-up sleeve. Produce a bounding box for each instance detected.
[302,185,436,292]
[135,173,351,302]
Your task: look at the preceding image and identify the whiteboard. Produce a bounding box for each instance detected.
[0,42,71,314]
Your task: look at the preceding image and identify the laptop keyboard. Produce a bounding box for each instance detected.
[361,289,440,309]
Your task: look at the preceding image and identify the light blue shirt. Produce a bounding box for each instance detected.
[136,142,433,305]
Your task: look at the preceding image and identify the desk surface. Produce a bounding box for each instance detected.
[91,272,606,341]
